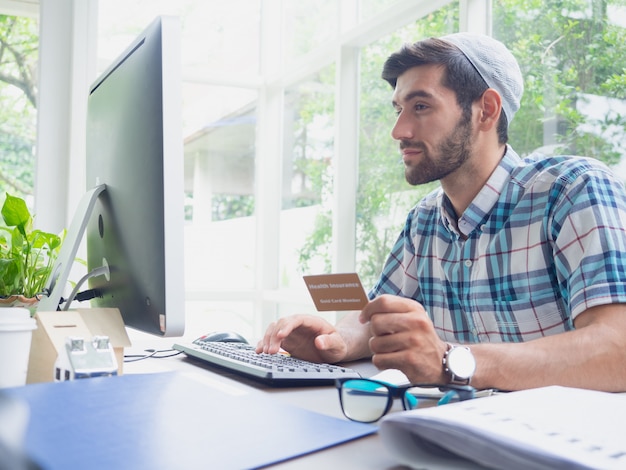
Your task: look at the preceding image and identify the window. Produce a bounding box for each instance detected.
[494,0,626,177]
[281,68,336,288]
[38,0,623,340]
[282,0,338,66]
[93,0,462,336]
[0,13,38,202]
[355,4,457,288]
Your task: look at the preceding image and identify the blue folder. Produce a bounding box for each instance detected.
[5,372,375,469]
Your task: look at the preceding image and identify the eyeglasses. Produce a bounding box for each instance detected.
[335,378,476,423]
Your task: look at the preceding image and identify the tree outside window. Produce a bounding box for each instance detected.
[0,14,38,200]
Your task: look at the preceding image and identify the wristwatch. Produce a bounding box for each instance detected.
[443,343,476,385]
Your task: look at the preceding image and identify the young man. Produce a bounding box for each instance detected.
[257,33,626,392]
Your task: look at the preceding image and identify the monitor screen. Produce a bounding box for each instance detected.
[83,16,185,336]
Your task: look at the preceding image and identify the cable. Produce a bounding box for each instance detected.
[62,264,110,311]
[124,349,183,362]
[74,288,102,302]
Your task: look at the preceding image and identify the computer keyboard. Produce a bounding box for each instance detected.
[172,338,361,386]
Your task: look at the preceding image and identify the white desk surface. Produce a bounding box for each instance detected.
[124,328,412,470]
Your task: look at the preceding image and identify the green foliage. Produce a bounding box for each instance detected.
[495,0,626,161]
[212,194,255,221]
[285,66,336,210]
[602,69,626,99]
[0,193,62,298]
[298,210,333,273]
[0,14,39,198]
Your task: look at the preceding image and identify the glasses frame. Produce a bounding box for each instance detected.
[335,378,476,423]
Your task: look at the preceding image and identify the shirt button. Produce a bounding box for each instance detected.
[464,259,472,267]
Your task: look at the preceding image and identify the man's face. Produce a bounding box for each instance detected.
[391,64,475,186]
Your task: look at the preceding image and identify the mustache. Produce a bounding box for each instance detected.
[399,141,426,165]
[399,140,426,151]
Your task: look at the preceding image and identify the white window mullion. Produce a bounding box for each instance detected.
[332,44,360,278]
[460,0,492,35]
[256,0,284,335]
[35,0,97,233]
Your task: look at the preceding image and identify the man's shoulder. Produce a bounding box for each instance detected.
[513,153,615,187]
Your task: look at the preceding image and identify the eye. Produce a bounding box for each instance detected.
[414,103,428,112]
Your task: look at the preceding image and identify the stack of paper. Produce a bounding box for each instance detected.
[379,386,626,470]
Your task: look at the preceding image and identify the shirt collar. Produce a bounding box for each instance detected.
[440,145,520,238]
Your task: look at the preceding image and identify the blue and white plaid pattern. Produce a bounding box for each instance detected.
[369,147,626,343]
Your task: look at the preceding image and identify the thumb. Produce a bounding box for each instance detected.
[315,333,332,350]
[314,332,347,363]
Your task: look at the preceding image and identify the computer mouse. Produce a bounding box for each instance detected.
[198,331,249,344]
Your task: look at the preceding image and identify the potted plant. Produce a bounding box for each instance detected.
[0,193,63,310]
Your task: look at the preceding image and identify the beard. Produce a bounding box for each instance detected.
[402,114,474,186]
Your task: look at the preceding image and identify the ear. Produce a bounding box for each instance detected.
[476,88,502,131]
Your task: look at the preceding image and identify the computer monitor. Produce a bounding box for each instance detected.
[84,16,185,336]
[37,16,185,337]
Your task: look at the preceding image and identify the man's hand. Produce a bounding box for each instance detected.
[359,294,448,384]
[256,314,349,364]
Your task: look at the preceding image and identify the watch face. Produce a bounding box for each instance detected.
[448,347,476,379]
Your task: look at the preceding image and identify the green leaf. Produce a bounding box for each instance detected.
[0,192,64,297]
[1,193,32,237]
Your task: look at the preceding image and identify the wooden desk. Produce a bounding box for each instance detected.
[124,330,411,470]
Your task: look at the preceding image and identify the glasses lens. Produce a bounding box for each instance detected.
[340,379,390,422]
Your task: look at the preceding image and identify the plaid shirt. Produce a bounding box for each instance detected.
[369,146,626,343]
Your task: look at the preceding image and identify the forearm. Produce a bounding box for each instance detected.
[470,305,626,392]
[335,311,373,362]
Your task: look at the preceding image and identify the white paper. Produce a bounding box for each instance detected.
[370,369,411,386]
[379,386,626,470]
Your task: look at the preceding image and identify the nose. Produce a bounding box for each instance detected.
[391,111,413,141]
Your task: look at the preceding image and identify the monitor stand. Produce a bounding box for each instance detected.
[37,184,107,312]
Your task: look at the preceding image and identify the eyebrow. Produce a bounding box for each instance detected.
[392,90,435,108]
